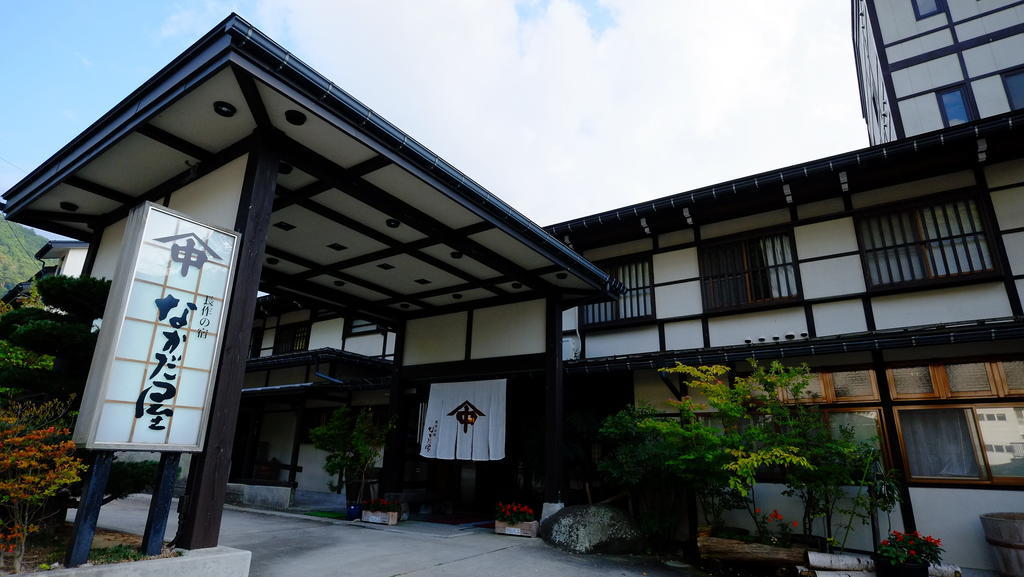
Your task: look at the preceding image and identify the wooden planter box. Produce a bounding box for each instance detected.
[698,535,809,566]
[361,510,399,525]
[495,520,539,537]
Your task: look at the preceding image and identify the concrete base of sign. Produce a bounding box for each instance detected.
[541,501,564,522]
[225,483,292,509]
[47,546,251,577]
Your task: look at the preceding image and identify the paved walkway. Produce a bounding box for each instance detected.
[79,496,701,577]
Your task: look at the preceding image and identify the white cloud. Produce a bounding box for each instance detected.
[250,0,868,225]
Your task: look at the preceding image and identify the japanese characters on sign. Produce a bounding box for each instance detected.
[74,203,240,452]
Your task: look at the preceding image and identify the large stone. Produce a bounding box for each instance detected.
[539,504,642,554]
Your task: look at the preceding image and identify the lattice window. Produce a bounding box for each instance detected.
[858,198,993,288]
[583,259,652,325]
[699,233,798,311]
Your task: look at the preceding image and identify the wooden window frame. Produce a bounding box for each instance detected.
[855,194,997,291]
[273,322,312,355]
[887,361,1006,400]
[994,360,1024,396]
[825,407,892,468]
[894,404,1024,486]
[779,368,880,404]
[582,256,654,327]
[698,229,800,313]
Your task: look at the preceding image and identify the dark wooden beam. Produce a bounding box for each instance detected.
[175,131,277,550]
[16,217,92,241]
[136,124,213,162]
[381,320,406,494]
[98,135,252,228]
[258,268,401,326]
[263,245,428,308]
[232,65,271,128]
[18,209,99,225]
[275,134,555,293]
[544,295,564,504]
[65,175,136,204]
[348,154,392,177]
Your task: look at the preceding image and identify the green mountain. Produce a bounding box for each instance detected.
[0,215,49,292]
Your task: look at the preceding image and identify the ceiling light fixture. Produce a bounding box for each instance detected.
[333,280,346,287]
[450,251,463,259]
[279,162,294,175]
[555,272,568,280]
[511,282,523,289]
[385,219,401,229]
[285,109,307,126]
[452,293,463,300]
[273,221,296,231]
[400,303,410,309]
[266,257,280,265]
[59,201,79,212]
[213,101,237,117]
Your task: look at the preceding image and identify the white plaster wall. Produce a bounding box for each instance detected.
[962,33,1024,77]
[653,248,699,283]
[719,483,904,554]
[897,93,945,137]
[663,319,704,351]
[986,158,1024,188]
[1018,278,1024,309]
[851,171,975,209]
[972,76,1012,117]
[872,283,1012,329]
[874,0,949,44]
[297,444,335,492]
[385,332,396,356]
[344,333,384,357]
[308,318,343,349]
[403,311,467,365]
[657,228,695,248]
[891,54,962,98]
[90,217,127,280]
[701,209,790,240]
[259,328,275,357]
[955,3,1024,39]
[1002,231,1024,275]
[797,197,845,220]
[655,281,702,318]
[812,300,868,336]
[885,28,953,62]
[470,299,545,359]
[800,256,867,299]
[582,238,653,262]
[794,218,859,259]
[909,487,1023,570]
[634,369,678,413]
[562,307,579,331]
[58,248,88,277]
[166,154,246,230]
[708,307,807,347]
[585,326,660,358]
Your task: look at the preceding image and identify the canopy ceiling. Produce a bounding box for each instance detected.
[2,15,622,326]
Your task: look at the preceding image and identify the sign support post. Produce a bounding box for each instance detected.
[141,452,181,555]
[65,451,114,567]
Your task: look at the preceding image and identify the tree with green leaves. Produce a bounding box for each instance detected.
[310,406,391,505]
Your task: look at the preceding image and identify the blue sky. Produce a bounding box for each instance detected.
[1,1,867,228]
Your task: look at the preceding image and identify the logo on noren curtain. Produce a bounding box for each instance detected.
[447,400,485,433]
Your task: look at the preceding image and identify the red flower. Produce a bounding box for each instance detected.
[881,540,890,546]
[791,521,799,528]
[909,550,917,556]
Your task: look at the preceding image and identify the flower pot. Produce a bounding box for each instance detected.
[875,557,929,577]
[494,520,539,537]
[361,510,399,525]
[346,504,363,520]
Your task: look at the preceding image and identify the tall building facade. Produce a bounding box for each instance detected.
[854,0,1024,143]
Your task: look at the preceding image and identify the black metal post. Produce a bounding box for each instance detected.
[141,452,181,556]
[66,451,114,567]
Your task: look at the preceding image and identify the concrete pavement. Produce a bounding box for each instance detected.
[76,496,702,577]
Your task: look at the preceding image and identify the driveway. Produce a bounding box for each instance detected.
[78,496,700,577]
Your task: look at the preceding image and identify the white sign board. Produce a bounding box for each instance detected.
[74,202,240,452]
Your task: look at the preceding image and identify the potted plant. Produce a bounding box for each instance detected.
[875,530,943,577]
[309,406,391,520]
[361,498,401,525]
[495,502,538,537]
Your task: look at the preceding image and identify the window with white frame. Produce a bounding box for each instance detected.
[699,232,798,311]
[582,258,652,325]
[857,197,993,288]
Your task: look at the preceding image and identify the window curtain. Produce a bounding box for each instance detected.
[900,408,983,479]
[758,234,796,299]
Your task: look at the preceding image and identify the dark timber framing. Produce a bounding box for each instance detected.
[176,131,279,549]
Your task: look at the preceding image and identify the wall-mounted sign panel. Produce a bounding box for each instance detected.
[74,202,240,452]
